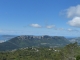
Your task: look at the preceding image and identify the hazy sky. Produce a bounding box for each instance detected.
[0,0,80,36]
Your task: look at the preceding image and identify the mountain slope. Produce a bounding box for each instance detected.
[0,35,70,51]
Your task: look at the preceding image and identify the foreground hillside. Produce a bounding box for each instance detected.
[0,42,80,60]
[0,35,70,51]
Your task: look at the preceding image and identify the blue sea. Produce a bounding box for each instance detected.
[0,35,17,41]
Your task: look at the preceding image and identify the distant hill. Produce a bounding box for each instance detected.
[69,37,80,44]
[0,35,70,51]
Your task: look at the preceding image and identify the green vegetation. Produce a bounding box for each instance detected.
[0,42,80,60]
[0,35,70,51]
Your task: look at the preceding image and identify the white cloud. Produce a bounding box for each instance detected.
[67,28,79,32]
[67,28,73,31]
[30,24,41,28]
[68,17,80,27]
[62,4,80,28]
[46,25,55,29]
[66,5,80,18]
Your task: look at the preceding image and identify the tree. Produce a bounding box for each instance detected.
[76,55,80,60]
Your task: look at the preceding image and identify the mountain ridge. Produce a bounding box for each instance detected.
[0,35,70,51]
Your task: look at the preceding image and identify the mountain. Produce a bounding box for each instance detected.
[0,35,70,51]
[69,37,80,44]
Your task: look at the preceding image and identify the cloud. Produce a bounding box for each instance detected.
[68,17,80,27]
[67,28,79,32]
[30,24,41,28]
[61,4,80,28]
[67,28,73,31]
[66,5,80,18]
[46,25,55,29]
